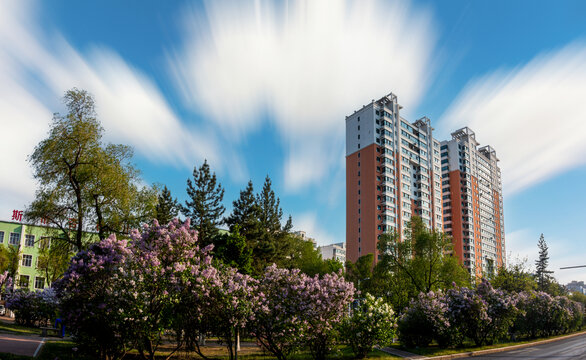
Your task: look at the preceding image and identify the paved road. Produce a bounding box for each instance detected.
[472,333,586,359]
[0,333,45,357]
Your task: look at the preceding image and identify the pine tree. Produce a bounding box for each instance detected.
[225,180,261,239]
[155,185,179,225]
[182,160,225,247]
[257,176,283,234]
[535,233,553,291]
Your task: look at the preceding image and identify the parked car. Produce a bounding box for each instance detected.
[0,305,5,316]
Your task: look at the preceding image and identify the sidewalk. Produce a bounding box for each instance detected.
[0,333,45,357]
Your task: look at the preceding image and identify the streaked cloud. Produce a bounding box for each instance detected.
[170,0,437,190]
[440,42,586,196]
[0,0,225,218]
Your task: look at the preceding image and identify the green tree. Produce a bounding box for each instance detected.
[373,216,470,310]
[182,160,226,248]
[345,254,374,292]
[535,234,553,292]
[36,236,73,286]
[26,89,156,250]
[225,180,261,237]
[492,260,537,293]
[213,226,253,275]
[154,185,179,225]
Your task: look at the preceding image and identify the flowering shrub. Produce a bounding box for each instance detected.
[250,265,354,360]
[341,293,396,359]
[304,271,355,360]
[475,280,518,344]
[0,270,10,295]
[251,265,314,360]
[207,266,260,360]
[398,291,453,348]
[56,234,134,360]
[5,288,58,327]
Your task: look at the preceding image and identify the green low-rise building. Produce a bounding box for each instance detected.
[0,218,98,291]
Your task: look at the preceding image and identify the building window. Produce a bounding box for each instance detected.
[25,234,35,247]
[358,161,360,167]
[9,232,20,246]
[19,275,30,288]
[357,134,360,140]
[358,189,361,195]
[0,231,4,243]
[358,152,360,158]
[357,116,360,121]
[35,277,45,289]
[358,171,360,176]
[357,125,360,130]
[22,254,33,267]
[358,144,360,149]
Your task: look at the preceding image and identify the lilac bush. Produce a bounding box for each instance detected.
[55,235,133,360]
[251,265,313,360]
[250,265,355,360]
[207,266,260,360]
[126,218,217,360]
[5,288,58,327]
[475,280,518,344]
[398,291,453,348]
[303,271,355,360]
[341,293,396,359]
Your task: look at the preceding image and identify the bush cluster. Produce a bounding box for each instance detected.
[54,219,363,360]
[5,288,58,327]
[398,279,584,348]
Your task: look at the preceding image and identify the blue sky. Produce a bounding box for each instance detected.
[1,0,586,283]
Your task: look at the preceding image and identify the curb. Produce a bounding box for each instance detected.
[426,330,586,359]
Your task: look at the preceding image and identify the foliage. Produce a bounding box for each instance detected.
[0,245,20,282]
[213,226,253,274]
[225,180,261,239]
[154,185,180,225]
[0,270,10,296]
[26,88,156,250]
[285,235,343,276]
[397,291,451,348]
[474,280,519,345]
[535,234,553,292]
[6,288,58,327]
[36,237,74,286]
[345,254,374,292]
[492,260,537,293]
[341,294,396,359]
[182,160,225,248]
[374,216,469,311]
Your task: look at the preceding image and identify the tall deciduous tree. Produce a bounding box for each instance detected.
[373,216,470,310]
[535,233,553,292]
[154,185,179,225]
[182,160,225,247]
[26,89,156,249]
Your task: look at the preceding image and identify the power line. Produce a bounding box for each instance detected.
[559,265,586,270]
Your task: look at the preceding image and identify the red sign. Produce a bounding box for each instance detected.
[11,210,23,222]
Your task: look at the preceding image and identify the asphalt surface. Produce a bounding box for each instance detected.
[0,333,45,357]
[471,332,586,359]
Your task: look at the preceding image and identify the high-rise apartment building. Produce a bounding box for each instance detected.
[345,93,505,276]
[346,93,443,263]
[440,127,505,276]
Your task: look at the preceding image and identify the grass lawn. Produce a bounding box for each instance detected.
[0,321,40,336]
[393,330,586,357]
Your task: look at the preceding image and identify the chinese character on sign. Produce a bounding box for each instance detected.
[40,218,48,225]
[68,218,77,230]
[11,210,23,222]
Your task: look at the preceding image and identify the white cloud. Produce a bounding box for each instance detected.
[0,0,225,216]
[293,212,337,247]
[440,42,586,196]
[170,0,436,190]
